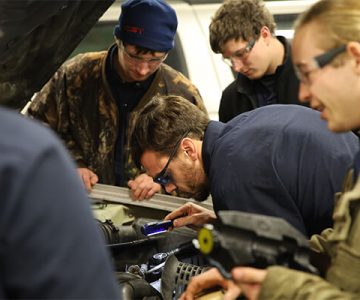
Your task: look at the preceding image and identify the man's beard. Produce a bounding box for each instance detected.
[177,164,210,201]
[192,180,210,201]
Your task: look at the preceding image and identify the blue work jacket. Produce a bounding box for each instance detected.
[202,104,359,237]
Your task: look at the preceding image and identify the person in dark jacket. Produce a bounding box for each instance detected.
[209,0,305,122]
[131,95,359,238]
[0,106,120,299]
[26,0,207,199]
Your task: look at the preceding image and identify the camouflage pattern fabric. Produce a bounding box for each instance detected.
[259,168,360,299]
[27,48,207,186]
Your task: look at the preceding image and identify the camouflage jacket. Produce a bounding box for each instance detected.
[259,166,360,299]
[27,48,207,185]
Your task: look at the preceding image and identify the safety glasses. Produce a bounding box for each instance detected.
[153,130,190,186]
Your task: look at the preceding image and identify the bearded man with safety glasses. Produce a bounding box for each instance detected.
[131,95,359,238]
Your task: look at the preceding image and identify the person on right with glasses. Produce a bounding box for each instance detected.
[182,0,360,299]
[210,0,306,123]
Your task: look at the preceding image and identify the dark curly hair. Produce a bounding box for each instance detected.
[130,95,210,169]
[209,0,276,53]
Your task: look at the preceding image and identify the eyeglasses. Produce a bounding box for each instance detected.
[222,40,256,67]
[294,44,347,85]
[120,42,168,66]
[153,130,190,186]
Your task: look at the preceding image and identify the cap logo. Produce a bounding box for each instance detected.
[124,25,144,35]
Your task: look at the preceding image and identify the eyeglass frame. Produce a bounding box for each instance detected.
[222,39,256,67]
[120,42,168,66]
[153,130,191,186]
[294,44,347,85]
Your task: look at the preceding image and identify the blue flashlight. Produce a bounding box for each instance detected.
[141,219,174,236]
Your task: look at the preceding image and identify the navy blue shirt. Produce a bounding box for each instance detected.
[202,105,359,237]
[0,107,120,299]
[106,44,155,186]
[253,73,277,107]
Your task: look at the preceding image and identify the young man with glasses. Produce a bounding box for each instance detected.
[209,0,305,122]
[26,0,207,199]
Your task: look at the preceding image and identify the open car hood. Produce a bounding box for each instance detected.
[0,0,114,109]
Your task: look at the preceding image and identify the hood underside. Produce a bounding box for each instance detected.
[0,0,114,109]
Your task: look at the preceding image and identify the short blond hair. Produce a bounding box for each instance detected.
[295,0,360,50]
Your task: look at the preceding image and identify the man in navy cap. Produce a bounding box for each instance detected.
[26,0,207,199]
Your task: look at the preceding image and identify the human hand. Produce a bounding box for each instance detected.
[77,167,98,192]
[127,173,161,200]
[179,268,241,300]
[164,202,216,229]
[230,267,267,300]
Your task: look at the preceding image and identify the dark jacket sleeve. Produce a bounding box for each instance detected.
[219,80,255,122]
[0,118,120,298]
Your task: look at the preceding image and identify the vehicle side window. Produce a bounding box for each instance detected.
[164,34,189,78]
[70,22,115,57]
[274,14,298,31]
